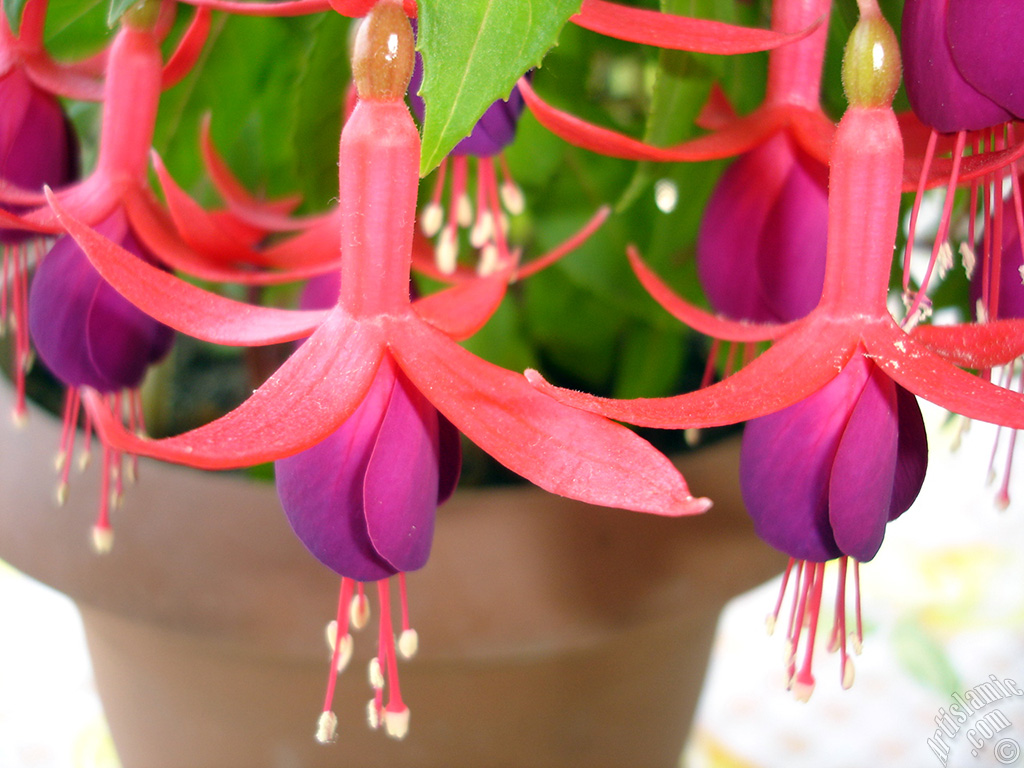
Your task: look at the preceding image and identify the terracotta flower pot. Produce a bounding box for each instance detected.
[0,383,784,768]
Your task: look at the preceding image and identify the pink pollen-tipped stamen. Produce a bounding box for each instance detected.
[376,579,409,739]
[792,561,825,702]
[316,577,356,743]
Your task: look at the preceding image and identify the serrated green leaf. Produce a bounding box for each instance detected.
[417,0,582,176]
[4,0,27,33]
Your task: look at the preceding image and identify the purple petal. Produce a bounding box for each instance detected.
[408,35,525,158]
[888,385,928,520]
[0,67,78,244]
[697,135,825,323]
[436,412,462,504]
[901,0,1011,132]
[740,357,874,561]
[275,358,398,582]
[299,272,341,310]
[947,0,1024,118]
[828,363,898,562]
[971,197,1024,320]
[363,368,439,573]
[756,147,828,321]
[29,209,173,391]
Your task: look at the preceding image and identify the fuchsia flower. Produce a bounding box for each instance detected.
[902,0,1023,133]
[899,0,1024,324]
[47,1,707,739]
[529,4,1024,695]
[696,133,827,324]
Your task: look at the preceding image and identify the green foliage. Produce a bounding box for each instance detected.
[417,0,582,174]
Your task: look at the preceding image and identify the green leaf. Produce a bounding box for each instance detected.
[107,0,137,28]
[417,0,582,176]
[4,0,27,33]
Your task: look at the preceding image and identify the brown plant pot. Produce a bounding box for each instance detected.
[0,383,784,768]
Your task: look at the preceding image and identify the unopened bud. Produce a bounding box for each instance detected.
[352,2,415,102]
[841,9,901,108]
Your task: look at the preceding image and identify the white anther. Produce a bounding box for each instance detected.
[436,228,458,275]
[476,244,499,276]
[366,699,381,730]
[368,657,384,689]
[500,181,524,215]
[384,706,410,740]
[77,449,91,472]
[349,593,370,630]
[684,428,701,448]
[842,658,856,689]
[91,526,113,555]
[325,621,354,672]
[765,614,776,635]
[792,679,815,702]
[315,711,338,744]
[470,211,494,248]
[960,241,976,280]
[54,450,67,472]
[420,202,443,237]
[937,241,954,278]
[456,193,473,227]
[398,629,418,659]
[56,483,68,507]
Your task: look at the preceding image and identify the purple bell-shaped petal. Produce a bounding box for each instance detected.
[740,354,927,563]
[28,209,175,392]
[0,67,78,244]
[971,197,1024,321]
[946,0,1024,120]
[696,134,827,323]
[407,52,526,158]
[902,0,1015,132]
[275,357,461,582]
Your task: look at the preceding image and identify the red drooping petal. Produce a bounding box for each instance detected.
[521,77,834,164]
[386,314,710,516]
[198,114,312,231]
[911,319,1024,368]
[84,308,386,468]
[571,0,821,54]
[0,174,120,233]
[413,274,508,340]
[627,246,794,342]
[46,188,327,345]
[161,8,211,89]
[864,322,1024,429]
[150,151,281,267]
[175,0,330,15]
[526,317,859,429]
[124,189,339,284]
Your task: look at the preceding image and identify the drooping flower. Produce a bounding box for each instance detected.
[740,351,927,696]
[48,2,707,739]
[528,4,1024,693]
[0,0,84,420]
[27,208,174,549]
[898,0,1024,323]
[697,132,827,324]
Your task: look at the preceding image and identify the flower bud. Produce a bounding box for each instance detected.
[352,1,415,102]
[842,11,901,108]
